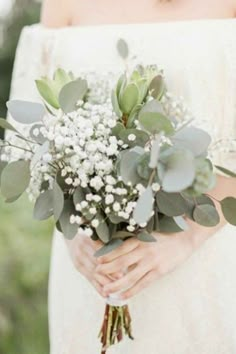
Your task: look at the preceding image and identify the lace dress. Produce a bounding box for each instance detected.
[10,19,236,354]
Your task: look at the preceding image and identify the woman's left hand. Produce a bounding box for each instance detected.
[96,233,195,300]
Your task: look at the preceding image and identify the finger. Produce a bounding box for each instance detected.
[98,238,140,264]
[120,271,156,300]
[103,263,149,294]
[92,279,108,298]
[97,249,142,275]
[94,272,112,287]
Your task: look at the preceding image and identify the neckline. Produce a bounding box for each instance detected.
[39,17,236,32]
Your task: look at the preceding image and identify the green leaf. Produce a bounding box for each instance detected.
[133,186,154,225]
[58,78,88,113]
[111,122,125,138]
[220,197,236,226]
[53,180,64,221]
[119,128,150,148]
[29,124,47,144]
[7,100,45,124]
[139,100,174,135]
[59,199,78,239]
[112,231,135,239]
[137,231,156,242]
[36,79,60,109]
[108,214,126,224]
[158,215,183,233]
[149,134,162,168]
[95,214,110,243]
[0,118,18,132]
[149,75,165,100]
[0,161,7,188]
[54,68,73,88]
[173,216,189,231]
[33,190,54,220]
[94,239,124,258]
[215,165,236,178]
[1,160,30,200]
[120,149,143,185]
[136,152,152,180]
[117,38,129,59]
[156,191,190,217]
[159,149,195,192]
[111,89,122,117]
[193,204,220,227]
[119,83,139,115]
[31,141,50,166]
[73,186,85,206]
[172,127,211,157]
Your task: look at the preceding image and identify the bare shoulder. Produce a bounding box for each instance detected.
[40,0,73,28]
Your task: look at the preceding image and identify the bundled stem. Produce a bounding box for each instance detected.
[99,304,133,353]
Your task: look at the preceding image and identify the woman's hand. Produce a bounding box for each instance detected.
[96,233,195,300]
[66,233,121,298]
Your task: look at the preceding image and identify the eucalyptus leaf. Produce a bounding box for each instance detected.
[29,124,47,144]
[59,78,88,113]
[111,122,125,138]
[193,204,220,227]
[215,165,236,178]
[1,160,30,200]
[59,199,78,239]
[137,152,152,180]
[73,186,85,207]
[172,126,211,157]
[36,79,60,109]
[133,186,154,225]
[53,180,64,221]
[149,134,162,168]
[119,128,150,148]
[220,197,236,226]
[156,191,190,217]
[95,215,110,243]
[33,190,54,220]
[119,83,139,115]
[117,38,129,59]
[149,75,165,100]
[173,216,189,231]
[158,215,183,233]
[0,118,18,132]
[7,100,46,124]
[31,141,50,167]
[108,214,126,224]
[159,149,195,192]
[0,161,7,188]
[137,231,156,242]
[120,150,143,185]
[112,231,135,239]
[94,239,124,258]
[139,100,174,135]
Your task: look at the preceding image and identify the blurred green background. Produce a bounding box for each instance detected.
[0,1,53,353]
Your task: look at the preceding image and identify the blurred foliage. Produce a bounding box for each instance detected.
[0,195,53,354]
[0,2,53,354]
[0,0,41,137]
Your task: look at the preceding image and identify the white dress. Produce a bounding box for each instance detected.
[10,19,236,354]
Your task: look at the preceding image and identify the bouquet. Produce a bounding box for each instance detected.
[1,43,236,353]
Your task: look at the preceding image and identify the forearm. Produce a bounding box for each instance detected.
[185,175,236,249]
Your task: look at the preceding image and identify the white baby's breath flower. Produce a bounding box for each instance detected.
[70,215,76,224]
[152,183,161,192]
[81,201,88,209]
[128,134,136,141]
[89,207,97,215]
[91,219,99,228]
[127,225,135,232]
[113,202,121,212]
[65,177,73,185]
[105,194,114,205]
[84,227,93,237]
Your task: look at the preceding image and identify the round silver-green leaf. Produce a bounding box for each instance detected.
[7,100,46,124]
[59,78,88,113]
[220,197,236,226]
[1,160,30,200]
[133,186,154,225]
[193,204,220,227]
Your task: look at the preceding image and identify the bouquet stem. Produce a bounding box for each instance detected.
[99,304,133,353]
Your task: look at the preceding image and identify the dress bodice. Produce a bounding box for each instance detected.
[11,19,236,170]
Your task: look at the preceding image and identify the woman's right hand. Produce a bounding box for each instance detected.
[66,233,119,298]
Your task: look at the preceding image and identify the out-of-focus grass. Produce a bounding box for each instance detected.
[0,194,53,354]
